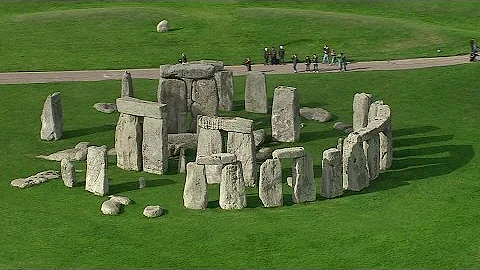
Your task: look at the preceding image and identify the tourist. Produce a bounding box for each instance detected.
[292,54,298,73]
[243,57,252,71]
[322,44,330,64]
[330,50,337,65]
[279,45,285,64]
[312,53,319,72]
[264,47,270,65]
[305,55,311,72]
[471,38,478,53]
[181,53,187,64]
[270,46,277,65]
[338,53,347,71]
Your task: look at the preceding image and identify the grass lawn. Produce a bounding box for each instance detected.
[0,0,479,71]
[0,63,479,268]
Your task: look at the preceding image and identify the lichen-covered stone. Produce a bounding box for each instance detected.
[10,170,60,188]
[40,92,63,141]
[321,148,343,198]
[215,70,234,111]
[121,71,134,97]
[61,159,76,188]
[160,63,216,79]
[272,147,305,159]
[300,107,333,122]
[115,113,142,171]
[157,78,188,133]
[292,154,316,203]
[196,128,223,184]
[94,103,118,114]
[143,205,163,217]
[197,115,253,134]
[342,132,369,191]
[183,162,208,210]
[101,200,120,215]
[259,159,283,207]
[253,129,265,147]
[227,132,256,187]
[86,145,109,196]
[271,86,300,142]
[142,117,168,175]
[245,71,267,113]
[353,93,373,131]
[116,97,166,119]
[219,162,247,210]
[191,78,218,129]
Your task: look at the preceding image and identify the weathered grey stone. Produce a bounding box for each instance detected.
[292,154,316,203]
[37,142,90,162]
[139,177,146,189]
[197,153,237,165]
[116,97,166,119]
[333,122,353,132]
[272,147,305,159]
[168,133,198,151]
[94,103,118,114]
[189,60,224,73]
[109,195,131,206]
[183,162,208,210]
[191,78,218,129]
[101,200,120,215]
[337,137,343,151]
[107,147,116,156]
[157,78,188,133]
[86,145,109,196]
[156,20,168,32]
[368,100,384,124]
[259,159,283,207]
[10,170,60,188]
[321,148,343,198]
[121,71,134,97]
[219,162,247,210]
[271,86,300,142]
[300,107,333,122]
[286,176,293,187]
[115,113,142,171]
[364,134,380,181]
[40,92,63,141]
[227,132,256,187]
[61,159,76,188]
[178,147,186,174]
[160,63,216,79]
[143,205,163,217]
[342,132,369,191]
[198,115,253,134]
[377,104,392,170]
[196,128,223,184]
[185,78,193,111]
[256,147,273,161]
[353,93,373,131]
[142,117,168,175]
[245,71,267,113]
[253,129,265,147]
[215,70,234,111]
[205,165,223,184]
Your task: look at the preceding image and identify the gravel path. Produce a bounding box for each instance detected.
[0,54,472,85]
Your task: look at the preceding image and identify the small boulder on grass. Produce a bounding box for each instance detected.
[143,205,163,218]
[101,200,121,215]
[300,107,333,122]
[94,103,117,114]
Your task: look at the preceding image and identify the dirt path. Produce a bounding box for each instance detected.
[0,55,472,85]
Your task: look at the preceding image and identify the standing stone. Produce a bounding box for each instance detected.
[196,128,223,184]
[178,147,186,174]
[215,70,234,111]
[227,132,256,187]
[86,145,109,196]
[271,86,300,142]
[337,137,344,151]
[219,162,247,210]
[142,117,168,175]
[321,148,343,198]
[61,159,76,188]
[343,132,369,191]
[353,93,373,131]
[245,71,267,113]
[139,177,146,189]
[156,20,168,32]
[40,92,63,141]
[157,78,188,133]
[259,159,283,207]
[191,78,218,129]
[368,100,384,124]
[292,154,316,203]
[121,71,134,97]
[115,113,142,171]
[364,135,380,181]
[378,104,392,170]
[183,162,208,210]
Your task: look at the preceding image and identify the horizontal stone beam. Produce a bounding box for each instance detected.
[272,147,305,159]
[116,97,166,119]
[196,153,237,165]
[160,63,216,79]
[198,115,253,134]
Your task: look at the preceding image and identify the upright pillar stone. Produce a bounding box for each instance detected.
[157,78,188,133]
[227,132,257,187]
[259,158,283,207]
[183,162,208,210]
[61,159,76,188]
[343,132,369,191]
[196,127,223,184]
[115,113,143,171]
[121,71,134,97]
[40,92,63,141]
[292,154,316,203]
[271,86,300,142]
[245,71,267,113]
[378,104,392,170]
[219,162,247,210]
[353,93,373,131]
[191,78,218,129]
[215,70,234,111]
[142,117,168,175]
[364,134,380,181]
[321,148,343,198]
[86,145,108,196]
[368,100,384,124]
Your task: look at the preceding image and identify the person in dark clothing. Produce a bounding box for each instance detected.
[243,57,252,71]
[279,45,285,64]
[312,53,319,72]
[264,47,270,65]
[292,54,298,73]
[270,47,277,65]
[338,53,347,71]
[181,53,187,63]
[470,38,478,53]
[305,55,311,72]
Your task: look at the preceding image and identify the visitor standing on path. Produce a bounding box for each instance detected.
[322,44,330,64]
[312,53,319,72]
[305,55,311,72]
[338,53,347,71]
[279,45,285,64]
[243,57,252,71]
[471,38,478,53]
[271,47,277,65]
[264,47,270,65]
[292,54,298,73]
[330,50,337,65]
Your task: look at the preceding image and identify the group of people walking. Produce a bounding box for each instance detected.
[263,45,286,65]
[291,44,347,73]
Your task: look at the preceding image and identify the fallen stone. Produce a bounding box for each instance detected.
[196,153,237,165]
[219,162,247,210]
[143,205,163,218]
[259,159,283,207]
[116,97,166,119]
[10,170,60,188]
[215,70,234,111]
[300,107,333,122]
[37,142,90,162]
[94,103,118,114]
[183,162,208,210]
[86,145,109,196]
[256,147,273,161]
[121,71,134,97]
[292,154,316,203]
[101,200,120,215]
[333,122,353,132]
[160,63,216,79]
[40,92,63,141]
[61,159,76,188]
[321,148,343,198]
[197,115,253,134]
[115,113,142,171]
[227,132,256,187]
[109,195,132,206]
[253,129,265,147]
[353,93,373,131]
[245,71,267,113]
[271,86,300,142]
[272,147,305,159]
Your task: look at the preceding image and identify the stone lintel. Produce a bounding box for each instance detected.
[196,153,237,165]
[116,97,166,119]
[197,115,253,133]
[272,147,305,159]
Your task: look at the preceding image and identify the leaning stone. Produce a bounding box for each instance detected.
[40,92,63,141]
[121,71,134,97]
[37,142,89,162]
[10,170,60,188]
[196,153,237,165]
[253,129,265,147]
[271,86,300,142]
[191,78,218,129]
[94,103,118,114]
[259,159,283,207]
[197,115,253,134]
[215,70,234,111]
[300,107,333,122]
[143,205,163,218]
[342,132,369,191]
[183,162,208,210]
[292,154,316,203]
[272,147,305,159]
[157,78,188,133]
[168,133,198,151]
[353,93,373,131]
[256,147,273,161]
[321,148,343,198]
[219,162,247,210]
[160,63,216,79]
[245,71,267,113]
[116,97,166,119]
[227,132,256,187]
[142,117,168,175]
[333,122,353,132]
[86,145,109,196]
[115,113,142,171]
[156,20,168,33]
[101,200,120,215]
[139,177,146,189]
[61,159,76,188]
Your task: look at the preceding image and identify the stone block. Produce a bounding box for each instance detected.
[61,159,76,188]
[191,78,218,129]
[227,132,256,187]
[183,162,208,210]
[189,60,224,73]
[86,145,109,196]
[272,147,305,159]
[256,147,273,161]
[10,170,60,189]
[196,128,223,184]
[197,115,253,134]
[121,71,134,97]
[245,71,267,113]
[143,205,163,217]
[219,162,247,210]
[368,100,384,124]
[101,200,120,215]
[300,107,333,122]
[364,135,380,181]
[178,147,186,174]
[196,153,237,165]
[353,92,373,131]
[253,129,265,147]
[116,97,166,119]
[94,103,117,114]
[168,133,198,151]
[271,86,300,142]
[157,78,188,133]
[142,117,168,175]
[321,148,343,198]
[292,154,316,203]
[160,63,216,79]
[40,92,63,141]
[156,20,168,32]
[215,70,234,111]
[342,132,369,191]
[259,159,283,207]
[115,113,142,171]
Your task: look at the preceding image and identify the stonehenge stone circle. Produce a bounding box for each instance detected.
[61,159,76,188]
[40,92,63,141]
[86,145,109,196]
[321,148,343,198]
[183,162,208,210]
[259,158,283,207]
[245,71,267,113]
[271,86,300,142]
[219,162,247,210]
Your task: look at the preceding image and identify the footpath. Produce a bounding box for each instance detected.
[0,54,472,85]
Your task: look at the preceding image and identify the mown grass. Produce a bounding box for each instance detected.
[0,63,479,268]
[0,1,479,71]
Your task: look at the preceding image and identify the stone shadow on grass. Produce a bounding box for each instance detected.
[109,178,176,194]
[62,123,115,139]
